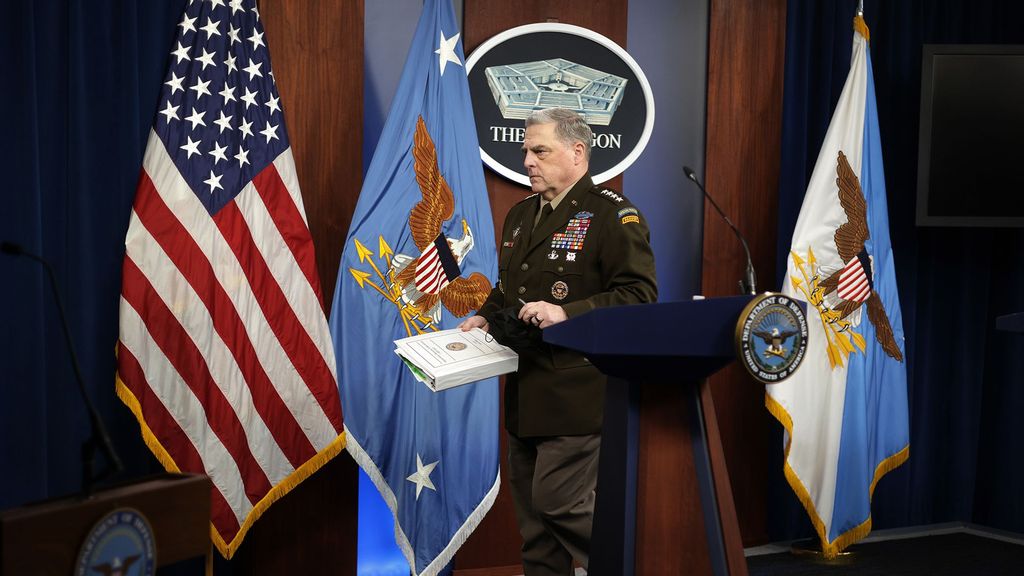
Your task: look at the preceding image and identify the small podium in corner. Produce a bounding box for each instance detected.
[545,296,757,576]
[1,473,211,575]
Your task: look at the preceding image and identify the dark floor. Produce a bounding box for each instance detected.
[747,532,1024,576]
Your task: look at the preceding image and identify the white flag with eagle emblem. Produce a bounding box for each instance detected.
[767,14,909,558]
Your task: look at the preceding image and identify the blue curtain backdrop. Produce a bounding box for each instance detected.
[0,2,237,573]
[0,0,187,507]
[773,0,1024,541]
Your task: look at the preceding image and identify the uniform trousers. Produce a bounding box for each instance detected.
[507,432,601,576]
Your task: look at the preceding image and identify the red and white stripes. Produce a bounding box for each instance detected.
[414,240,452,295]
[117,130,343,555]
[837,256,871,303]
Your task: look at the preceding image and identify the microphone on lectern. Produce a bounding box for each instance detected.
[682,167,757,295]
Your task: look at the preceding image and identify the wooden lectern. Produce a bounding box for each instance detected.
[544,296,753,576]
[0,473,211,574]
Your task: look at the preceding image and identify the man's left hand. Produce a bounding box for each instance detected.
[518,301,568,329]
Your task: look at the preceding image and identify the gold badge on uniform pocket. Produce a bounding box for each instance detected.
[551,281,569,300]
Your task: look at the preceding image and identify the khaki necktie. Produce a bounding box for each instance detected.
[528,203,554,245]
[534,202,553,230]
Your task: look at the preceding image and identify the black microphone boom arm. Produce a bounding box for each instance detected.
[682,167,758,295]
[2,241,124,495]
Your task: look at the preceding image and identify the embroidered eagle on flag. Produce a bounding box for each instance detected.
[392,116,491,321]
[816,151,903,362]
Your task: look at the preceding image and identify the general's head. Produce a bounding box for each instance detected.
[521,108,592,199]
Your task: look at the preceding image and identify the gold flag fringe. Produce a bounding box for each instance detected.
[854,15,870,42]
[116,372,347,559]
[765,392,909,558]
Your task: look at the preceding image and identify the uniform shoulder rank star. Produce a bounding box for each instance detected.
[597,188,625,203]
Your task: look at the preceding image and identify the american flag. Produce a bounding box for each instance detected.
[116,0,344,558]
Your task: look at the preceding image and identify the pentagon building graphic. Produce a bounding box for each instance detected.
[483,59,627,126]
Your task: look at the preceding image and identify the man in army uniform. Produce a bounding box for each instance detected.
[459,107,657,575]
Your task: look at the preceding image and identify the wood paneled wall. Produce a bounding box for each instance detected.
[703,0,787,548]
[265,0,364,310]
[227,1,363,573]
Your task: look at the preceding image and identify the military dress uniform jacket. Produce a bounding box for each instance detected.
[477,175,657,437]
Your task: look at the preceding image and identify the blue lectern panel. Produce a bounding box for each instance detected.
[543,296,755,380]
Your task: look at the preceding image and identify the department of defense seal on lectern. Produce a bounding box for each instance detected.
[735,293,808,384]
[75,507,156,576]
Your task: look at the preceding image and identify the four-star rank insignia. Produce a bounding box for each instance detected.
[789,150,904,368]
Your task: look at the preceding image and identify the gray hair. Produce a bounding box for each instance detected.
[526,108,593,160]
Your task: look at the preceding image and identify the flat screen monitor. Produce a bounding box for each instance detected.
[916,44,1024,227]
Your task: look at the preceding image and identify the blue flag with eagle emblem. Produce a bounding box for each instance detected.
[768,14,909,558]
[328,0,499,573]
